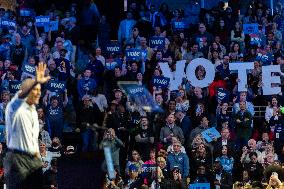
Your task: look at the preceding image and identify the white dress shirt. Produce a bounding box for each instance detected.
[5,92,40,154]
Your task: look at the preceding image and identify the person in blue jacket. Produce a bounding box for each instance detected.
[166,141,189,179]
[77,68,97,100]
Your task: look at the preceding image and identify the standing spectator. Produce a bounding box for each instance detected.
[160,113,185,146]
[87,51,104,86]
[100,128,124,172]
[234,102,253,150]
[118,12,137,45]
[134,116,154,160]
[19,25,35,57]
[174,110,192,146]
[265,97,280,123]
[213,128,235,157]
[125,150,144,176]
[77,95,101,152]
[77,69,97,100]
[46,96,65,139]
[10,33,26,69]
[166,141,189,179]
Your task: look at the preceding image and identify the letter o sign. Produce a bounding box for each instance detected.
[186,58,215,88]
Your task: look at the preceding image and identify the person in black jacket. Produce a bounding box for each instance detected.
[43,159,58,189]
[243,152,264,182]
[77,94,101,152]
[210,160,233,189]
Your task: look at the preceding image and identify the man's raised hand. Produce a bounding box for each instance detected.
[36,62,51,84]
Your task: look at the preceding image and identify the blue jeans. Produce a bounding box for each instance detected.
[81,129,97,152]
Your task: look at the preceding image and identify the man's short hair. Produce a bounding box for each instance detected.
[20,78,36,91]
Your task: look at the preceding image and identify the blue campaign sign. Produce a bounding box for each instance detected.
[201,127,221,143]
[173,21,189,30]
[1,19,16,30]
[152,76,170,89]
[118,82,163,113]
[250,33,263,46]
[105,43,121,55]
[256,53,274,66]
[35,16,50,27]
[44,21,59,32]
[243,23,258,34]
[47,80,66,92]
[217,88,230,103]
[149,37,165,49]
[141,164,157,178]
[125,49,142,61]
[22,64,36,75]
[189,183,210,189]
[9,81,22,94]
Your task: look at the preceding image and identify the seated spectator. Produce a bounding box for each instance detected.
[259,144,278,166]
[256,132,273,152]
[210,160,233,189]
[39,120,52,148]
[160,167,187,189]
[125,150,144,176]
[43,159,58,189]
[215,145,234,174]
[124,164,143,189]
[243,152,264,182]
[39,142,55,173]
[102,169,124,189]
[49,137,62,158]
[241,139,262,164]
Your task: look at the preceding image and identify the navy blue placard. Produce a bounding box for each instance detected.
[47,80,66,92]
[1,19,16,30]
[105,43,121,55]
[22,64,36,75]
[118,82,163,113]
[9,81,22,94]
[44,21,58,32]
[152,76,170,89]
[217,88,230,103]
[35,16,50,27]
[243,23,258,34]
[189,183,210,189]
[125,49,142,61]
[149,37,165,49]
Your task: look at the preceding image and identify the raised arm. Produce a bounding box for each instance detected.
[19,62,51,99]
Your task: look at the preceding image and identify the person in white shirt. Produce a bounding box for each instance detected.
[4,62,50,189]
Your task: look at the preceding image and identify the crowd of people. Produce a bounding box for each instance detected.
[0,0,284,188]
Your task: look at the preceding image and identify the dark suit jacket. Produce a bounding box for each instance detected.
[178,116,192,141]
[213,138,235,157]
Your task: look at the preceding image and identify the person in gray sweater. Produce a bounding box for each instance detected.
[160,113,184,147]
